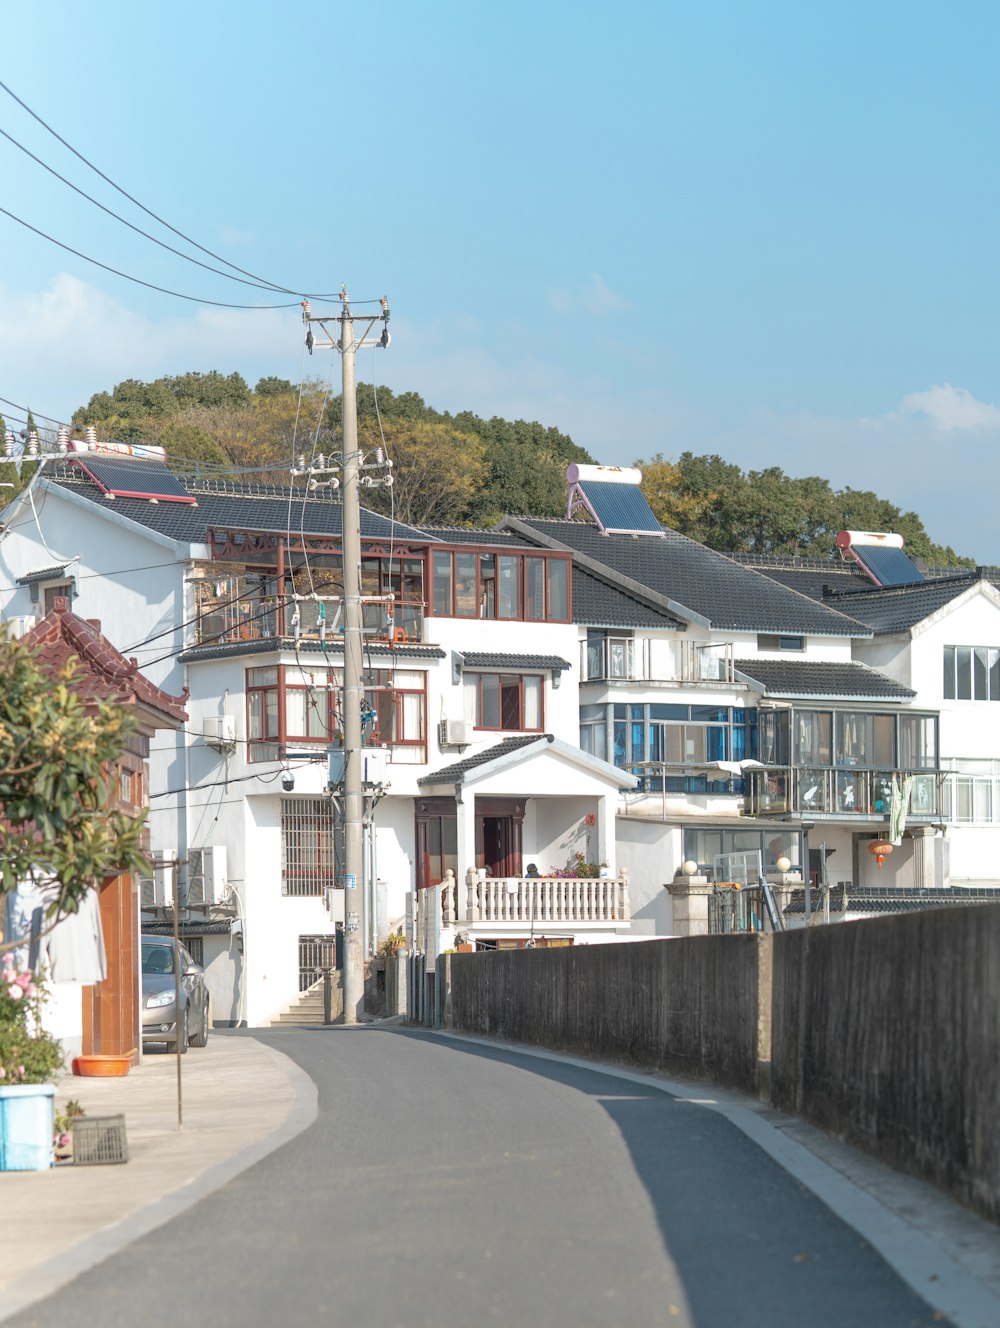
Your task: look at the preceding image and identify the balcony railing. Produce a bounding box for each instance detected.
[194,594,424,648]
[581,637,734,685]
[744,766,943,819]
[444,869,630,926]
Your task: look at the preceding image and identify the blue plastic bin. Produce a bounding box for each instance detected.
[0,1084,56,1171]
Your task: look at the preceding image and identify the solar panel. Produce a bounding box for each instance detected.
[576,480,662,534]
[70,456,197,504]
[852,545,924,588]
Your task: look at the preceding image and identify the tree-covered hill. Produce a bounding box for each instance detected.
[48,373,971,566]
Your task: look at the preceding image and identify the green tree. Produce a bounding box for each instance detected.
[359,420,488,527]
[151,420,233,470]
[0,636,150,937]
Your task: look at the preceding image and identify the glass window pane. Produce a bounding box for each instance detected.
[455,553,478,617]
[873,715,894,769]
[956,647,972,700]
[991,650,1000,701]
[479,554,496,618]
[286,690,307,736]
[432,551,452,615]
[974,648,990,700]
[943,646,955,699]
[498,556,520,618]
[523,676,541,729]
[479,676,500,728]
[525,558,545,621]
[546,560,569,620]
[500,677,521,729]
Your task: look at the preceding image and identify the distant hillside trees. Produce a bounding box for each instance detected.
[635,452,972,567]
[67,372,971,564]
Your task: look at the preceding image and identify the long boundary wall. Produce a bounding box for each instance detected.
[441,903,1000,1223]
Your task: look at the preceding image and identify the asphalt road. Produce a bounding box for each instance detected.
[22,1026,949,1328]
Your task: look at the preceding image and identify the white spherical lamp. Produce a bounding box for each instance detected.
[775,856,792,873]
[682,860,699,876]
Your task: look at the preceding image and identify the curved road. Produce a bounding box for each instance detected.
[23,1026,948,1327]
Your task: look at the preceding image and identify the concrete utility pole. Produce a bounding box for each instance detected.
[302,289,390,1024]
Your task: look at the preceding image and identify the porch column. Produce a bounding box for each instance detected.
[455,796,475,916]
[665,872,713,936]
[910,826,941,887]
[598,794,617,873]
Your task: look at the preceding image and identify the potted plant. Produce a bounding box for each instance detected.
[0,953,64,1171]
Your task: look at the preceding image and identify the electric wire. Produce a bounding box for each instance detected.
[0,77,342,300]
[0,123,309,297]
[0,204,303,309]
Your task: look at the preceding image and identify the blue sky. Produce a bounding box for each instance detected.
[2,2,999,558]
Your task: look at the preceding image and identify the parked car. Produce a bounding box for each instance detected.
[141,935,210,1053]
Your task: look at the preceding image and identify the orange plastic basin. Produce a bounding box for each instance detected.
[71,1053,135,1077]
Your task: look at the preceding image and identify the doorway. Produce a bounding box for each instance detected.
[475,797,525,877]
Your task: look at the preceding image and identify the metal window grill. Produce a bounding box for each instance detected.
[71,1115,129,1166]
[281,797,336,897]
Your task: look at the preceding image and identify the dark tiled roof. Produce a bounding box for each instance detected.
[462,652,571,672]
[42,465,433,546]
[421,525,538,548]
[16,564,70,585]
[142,920,234,936]
[571,565,683,630]
[728,555,870,602]
[786,886,1000,916]
[504,519,869,636]
[418,734,552,785]
[818,575,985,635]
[179,639,445,664]
[734,658,915,699]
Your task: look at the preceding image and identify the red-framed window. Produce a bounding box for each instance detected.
[246,665,427,763]
[430,549,570,623]
[468,673,543,732]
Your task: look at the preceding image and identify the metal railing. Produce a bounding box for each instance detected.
[581,637,735,685]
[195,592,424,647]
[743,766,942,818]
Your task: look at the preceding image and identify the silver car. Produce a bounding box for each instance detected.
[141,936,210,1053]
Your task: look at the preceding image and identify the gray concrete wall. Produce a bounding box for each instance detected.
[443,903,1000,1223]
[770,904,1000,1222]
[449,937,766,1095]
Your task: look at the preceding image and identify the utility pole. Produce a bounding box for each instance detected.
[302,289,390,1024]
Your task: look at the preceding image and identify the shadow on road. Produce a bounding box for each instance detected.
[381,1026,950,1328]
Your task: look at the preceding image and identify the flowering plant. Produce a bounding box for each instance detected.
[542,853,609,880]
[0,954,63,1085]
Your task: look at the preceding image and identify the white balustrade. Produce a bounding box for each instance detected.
[461,872,630,924]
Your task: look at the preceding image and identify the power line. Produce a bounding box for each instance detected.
[0,77,341,301]
[0,203,304,309]
[0,122,313,296]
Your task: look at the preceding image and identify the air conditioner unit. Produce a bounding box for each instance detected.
[5,616,36,640]
[439,718,471,747]
[203,714,237,749]
[188,846,228,906]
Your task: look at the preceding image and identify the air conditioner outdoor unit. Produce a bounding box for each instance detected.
[203,714,237,749]
[439,718,471,747]
[5,616,36,639]
[188,846,228,906]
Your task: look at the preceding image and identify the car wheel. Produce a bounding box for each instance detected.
[177,1007,189,1055]
[189,999,209,1048]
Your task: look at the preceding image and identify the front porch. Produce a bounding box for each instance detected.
[438,868,630,945]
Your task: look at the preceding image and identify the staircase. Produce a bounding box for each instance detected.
[269,978,343,1027]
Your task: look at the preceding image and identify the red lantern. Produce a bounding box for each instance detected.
[868,839,894,869]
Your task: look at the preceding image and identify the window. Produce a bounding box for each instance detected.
[470,673,543,731]
[429,549,570,623]
[591,703,755,792]
[683,827,802,877]
[757,634,804,652]
[246,666,427,762]
[247,667,279,762]
[281,797,336,896]
[944,645,1000,700]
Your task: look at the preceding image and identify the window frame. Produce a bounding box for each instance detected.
[470,672,544,733]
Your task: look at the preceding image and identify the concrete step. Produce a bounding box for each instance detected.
[269,980,343,1026]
